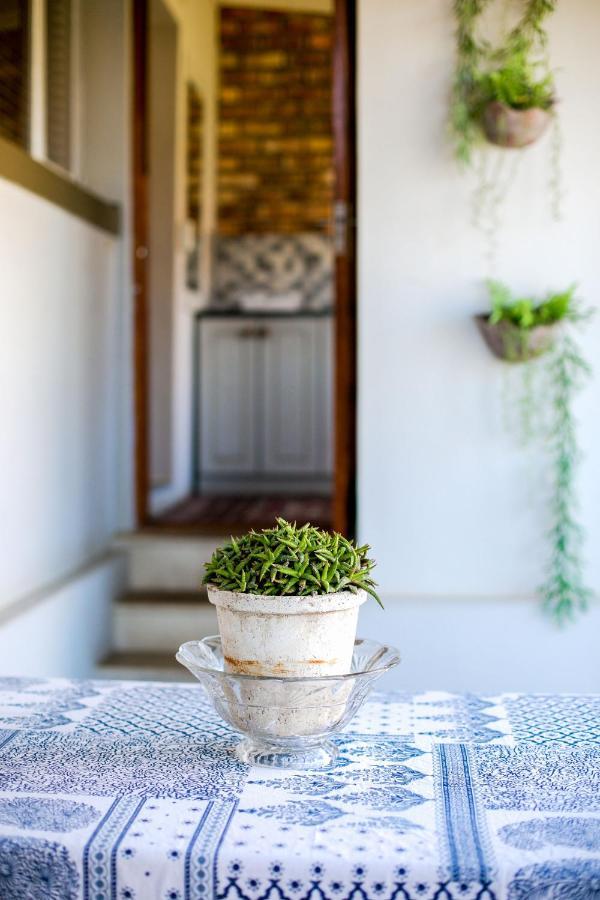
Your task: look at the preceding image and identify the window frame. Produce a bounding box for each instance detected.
[0,0,119,236]
[29,0,81,180]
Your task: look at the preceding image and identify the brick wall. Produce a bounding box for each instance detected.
[218,6,334,236]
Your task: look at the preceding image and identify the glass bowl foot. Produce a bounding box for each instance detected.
[235,738,338,770]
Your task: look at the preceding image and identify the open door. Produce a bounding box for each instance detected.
[332,0,357,538]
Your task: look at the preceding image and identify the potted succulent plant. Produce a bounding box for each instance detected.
[475,280,573,362]
[203,518,381,679]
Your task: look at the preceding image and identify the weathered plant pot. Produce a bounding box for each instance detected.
[206,587,367,738]
[475,314,557,362]
[207,586,367,678]
[482,101,552,148]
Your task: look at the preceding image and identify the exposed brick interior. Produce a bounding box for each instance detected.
[218,6,334,236]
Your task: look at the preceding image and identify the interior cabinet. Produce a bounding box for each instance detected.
[199,320,258,474]
[198,316,332,492]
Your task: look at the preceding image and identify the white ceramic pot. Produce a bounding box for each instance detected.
[206,586,367,678]
[206,587,367,738]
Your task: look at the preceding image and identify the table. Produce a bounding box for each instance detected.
[0,678,598,899]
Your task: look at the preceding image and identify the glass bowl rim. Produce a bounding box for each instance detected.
[177,635,400,684]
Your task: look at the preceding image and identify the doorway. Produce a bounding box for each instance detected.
[132,0,356,537]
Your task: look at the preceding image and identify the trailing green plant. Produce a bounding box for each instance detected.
[542,331,593,623]
[451,0,557,163]
[204,518,382,607]
[484,281,593,623]
[452,3,560,271]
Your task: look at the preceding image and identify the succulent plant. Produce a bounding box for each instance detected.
[204,518,382,607]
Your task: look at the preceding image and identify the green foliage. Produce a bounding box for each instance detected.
[490,282,593,624]
[541,334,593,623]
[203,518,382,607]
[451,0,557,163]
[474,54,554,111]
[488,280,575,329]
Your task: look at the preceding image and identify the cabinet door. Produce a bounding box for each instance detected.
[200,320,257,474]
[261,319,332,475]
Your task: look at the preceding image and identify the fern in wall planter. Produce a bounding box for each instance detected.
[451,0,557,163]
[476,281,593,624]
[451,1,561,260]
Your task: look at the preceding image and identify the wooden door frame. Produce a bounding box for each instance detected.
[131,0,358,536]
[332,0,357,538]
[132,0,150,526]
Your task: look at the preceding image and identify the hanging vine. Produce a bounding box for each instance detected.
[451,0,561,262]
[479,282,593,624]
[451,0,557,164]
[541,327,593,624]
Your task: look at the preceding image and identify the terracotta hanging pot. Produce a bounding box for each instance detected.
[474,314,557,362]
[482,101,552,149]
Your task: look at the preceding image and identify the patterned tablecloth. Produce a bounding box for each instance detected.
[0,678,598,900]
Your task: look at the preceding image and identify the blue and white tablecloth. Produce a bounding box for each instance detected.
[0,678,598,900]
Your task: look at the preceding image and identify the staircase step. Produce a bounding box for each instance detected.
[119,589,206,605]
[114,532,222,591]
[113,592,218,653]
[96,651,194,682]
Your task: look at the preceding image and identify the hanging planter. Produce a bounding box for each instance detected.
[475,313,556,361]
[482,100,553,149]
[450,2,561,258]
[450,1,557,164]
[476,280,570,362]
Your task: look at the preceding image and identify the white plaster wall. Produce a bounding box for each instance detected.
[359,597,600,695]
[150,0,219,514]
[357,0,600,689]
[358,0,600,594]
[0,179,123,607]
[79,0,134,529]
[0,554,125,679]
[0,6,131,675]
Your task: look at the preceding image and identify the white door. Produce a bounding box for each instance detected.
[261,319,332,475]
[200,320,258,475]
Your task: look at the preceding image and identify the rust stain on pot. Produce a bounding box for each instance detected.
[224,655,291,675]
[224,655,339,674]
[307,658,338,665]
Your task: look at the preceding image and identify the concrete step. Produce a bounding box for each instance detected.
[113,589,218,653]
[96,651,195,682]
[114,531,222,591]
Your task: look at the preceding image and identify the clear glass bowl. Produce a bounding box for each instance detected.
[176,636,400,769]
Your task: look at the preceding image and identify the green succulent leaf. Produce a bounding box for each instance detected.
[203,518,382,608]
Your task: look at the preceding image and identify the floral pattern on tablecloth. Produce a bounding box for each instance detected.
[0,679,598,899]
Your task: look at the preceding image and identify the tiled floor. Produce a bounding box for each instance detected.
[153,494,332,532]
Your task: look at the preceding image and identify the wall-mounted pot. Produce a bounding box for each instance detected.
[474,314,557,362]
[482,101,552,148]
